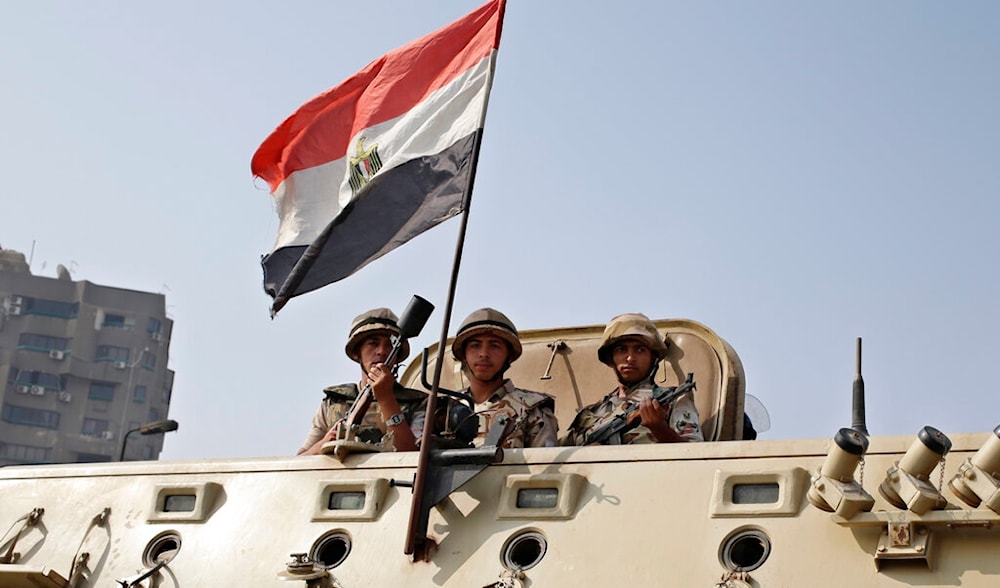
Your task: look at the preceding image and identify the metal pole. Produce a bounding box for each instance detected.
[118,428,139,461]
[404,129,485,559]
[116,348,147,460]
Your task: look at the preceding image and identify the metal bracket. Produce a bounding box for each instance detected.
[402,415,512,561]
[832,508,1000,528]
[832,509,1000,570]
[875,522,932,569]
[0,507,44,564]
[67,507,111,588]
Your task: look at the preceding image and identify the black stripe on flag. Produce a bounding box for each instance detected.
[262,132,477,308]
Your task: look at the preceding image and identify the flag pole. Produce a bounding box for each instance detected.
[404,128,485,560]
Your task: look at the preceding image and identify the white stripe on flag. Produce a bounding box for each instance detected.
[269,54,493,252]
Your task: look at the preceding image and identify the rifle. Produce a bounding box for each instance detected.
[336,295,435,442]
[584,372,697,446]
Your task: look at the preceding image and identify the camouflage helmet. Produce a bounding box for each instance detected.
[451,308,522,362]
[597,313,668,367]
[345,308,410,363]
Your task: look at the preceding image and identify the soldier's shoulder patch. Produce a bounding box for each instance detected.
[512,388,555,410]
[323,383,358,402]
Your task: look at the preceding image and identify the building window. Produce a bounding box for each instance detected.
[14,370,65,390]
[101,313,130,329]
[21,297,79,319]
[133,385,147,403]
[75,453,112,463]
[1,404,60,429]
[140,352,156,371]
[95,345,129,363]
[82,418,110,436]
[148,407,162,422]
[0,442,52,464]
[144,445,155,460]
[88,382,116,402]
[17,333,70,353]
[147,317,162,334]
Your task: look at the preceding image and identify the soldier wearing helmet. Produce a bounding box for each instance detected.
[564,313,703,445]
[298,308,427,455]
[451,308,559,448]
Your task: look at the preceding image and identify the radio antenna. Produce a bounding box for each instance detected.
[851,337,869,436]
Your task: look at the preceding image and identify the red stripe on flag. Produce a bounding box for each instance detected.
[251,0,504,192]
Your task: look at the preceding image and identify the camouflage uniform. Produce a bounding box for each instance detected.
[564,379,703,445]
[299,307,422,454]
[298,382,426,453]
[465,379,558,448]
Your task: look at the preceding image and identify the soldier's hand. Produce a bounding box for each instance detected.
[638,399,686,443]
[368,362,394,402]
[321,420,343,443]
[637,398,667,427]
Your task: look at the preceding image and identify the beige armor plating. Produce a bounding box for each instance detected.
[2,318,998,587]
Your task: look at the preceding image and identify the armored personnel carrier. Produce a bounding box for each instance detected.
[2,317,998,587]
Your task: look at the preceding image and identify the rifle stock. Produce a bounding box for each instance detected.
[584,372,697,446]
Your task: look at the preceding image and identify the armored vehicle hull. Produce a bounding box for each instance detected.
[2,318,998,587]
[2,434,999,587]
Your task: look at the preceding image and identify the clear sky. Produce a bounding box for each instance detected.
[3,1,998,459]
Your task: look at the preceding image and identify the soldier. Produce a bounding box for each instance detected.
[451,308,559,448]
[564,313,703,445]
[298,308,426,455]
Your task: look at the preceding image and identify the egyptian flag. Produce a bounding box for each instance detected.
[252,0,505,315]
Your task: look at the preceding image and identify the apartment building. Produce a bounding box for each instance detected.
[0,248,174,464]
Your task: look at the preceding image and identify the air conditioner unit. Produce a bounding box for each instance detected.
[151,332,162,341]
[29,386,45,396]
[100,431,115,441]
[8,296,23,306]
[114,361,127,369]
[16,385,31,394]
[57,391,72,403]
[49,349,66,360]
[8,306,22,316]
